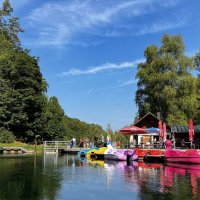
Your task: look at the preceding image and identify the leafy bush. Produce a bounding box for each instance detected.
[0,128,15,143]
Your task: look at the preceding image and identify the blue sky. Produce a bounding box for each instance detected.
[2,0,200,131]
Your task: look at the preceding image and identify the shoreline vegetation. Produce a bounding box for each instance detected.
[0,141,43,152]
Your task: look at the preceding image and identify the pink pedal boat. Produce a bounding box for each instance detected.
[164,139,200,164]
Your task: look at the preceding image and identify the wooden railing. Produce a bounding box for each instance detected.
[43,141,70,153]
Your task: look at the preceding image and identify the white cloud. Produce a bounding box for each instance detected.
[61,59,144,76]
[24,0,180,47]
[136,17,186,35]
[89,78,137,93]
[161,0,180,7]
[119,79,137,86]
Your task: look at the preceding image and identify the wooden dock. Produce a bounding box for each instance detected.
[59,148,81,154]
[0,147,33,154]
[43,141,83,154]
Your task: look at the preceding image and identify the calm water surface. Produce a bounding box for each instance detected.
[0,154,200,200]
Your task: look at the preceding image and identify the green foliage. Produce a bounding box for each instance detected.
[62,116,106,142]
[0,127,14,143]
[0,140,43,151]
[136,34,199,125]
[113,131,129,146]
[0,0,47,141]
[43,97,107,141]
[44,96,66,140]
[0,37,47,140]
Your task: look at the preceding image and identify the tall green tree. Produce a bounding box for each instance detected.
[0,36,47,140]
[0,0,47,141]
[135,34,198,125]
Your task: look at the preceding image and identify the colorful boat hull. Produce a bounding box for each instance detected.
[78,147,98,157]
[164,139,200,164]
[104,145,138,161]
[87,147,107,159]
[134,148,164,161]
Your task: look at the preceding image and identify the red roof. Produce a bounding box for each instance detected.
[120,125,146,135]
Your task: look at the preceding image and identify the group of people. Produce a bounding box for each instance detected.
[181,138,200,149]
[70,137,90,148]
[70,134,112,148]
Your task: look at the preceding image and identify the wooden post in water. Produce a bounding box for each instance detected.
[34,135,37,154]
[56,141,58,154]
[34,135,40,154]
[43,141,46,153]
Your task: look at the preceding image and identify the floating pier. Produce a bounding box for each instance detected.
[0,147,33,154]
[43,141,82,154]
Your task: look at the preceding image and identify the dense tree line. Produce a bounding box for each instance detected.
[0,0,108,143]
[135,34,200,125]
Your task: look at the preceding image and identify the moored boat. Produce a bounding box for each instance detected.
[87,147,107,159]
[164,139,200,164]
[78,147,98,157]
[104,144,138,161]
[134,148,164,161]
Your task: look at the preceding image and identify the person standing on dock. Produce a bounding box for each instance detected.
[79,138,84,148]
[130,135,134,148]
[70,139,73,148]
[181,139,185,148]
[94,136,98,147]
[72,137,76,148]
[101,134,104,146]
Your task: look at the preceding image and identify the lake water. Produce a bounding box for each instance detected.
[0,154,200,200]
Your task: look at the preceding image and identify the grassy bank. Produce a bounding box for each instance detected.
[0,141,43,151]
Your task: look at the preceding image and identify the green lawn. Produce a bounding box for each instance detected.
[0,141,43,151]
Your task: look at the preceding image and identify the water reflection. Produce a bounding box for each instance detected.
[0,154,200,200]
[79,157,200,199]
[104,161,137,190]
[163,163,200,198]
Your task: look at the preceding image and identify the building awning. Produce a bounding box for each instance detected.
[171,125,200,134]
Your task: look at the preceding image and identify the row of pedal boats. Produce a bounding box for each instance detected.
[78,144,138,161]
[78,140,200,164]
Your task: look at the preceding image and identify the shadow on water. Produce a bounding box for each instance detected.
[0,154,64,200]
